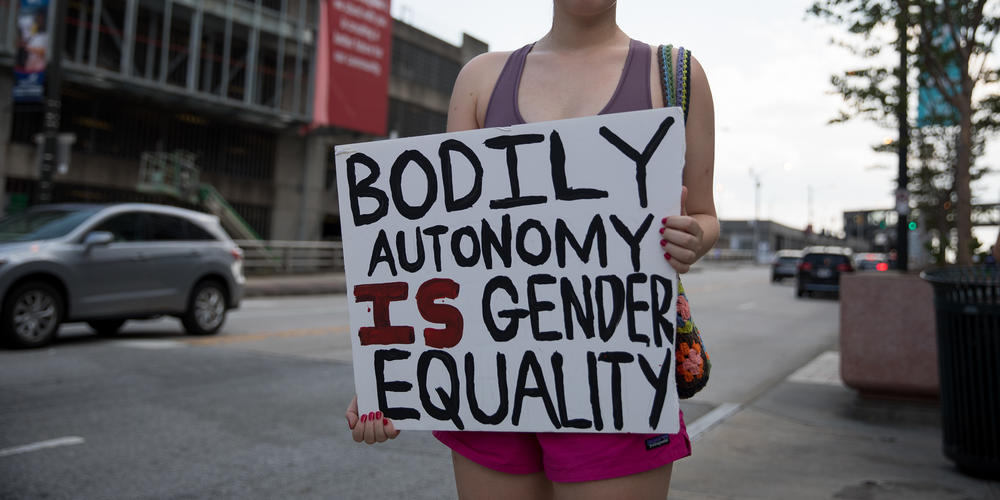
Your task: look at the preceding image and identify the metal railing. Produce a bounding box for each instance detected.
[235,239,344,275]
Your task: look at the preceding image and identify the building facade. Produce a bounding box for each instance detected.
[718,219,870,261]
[0,0,486,240]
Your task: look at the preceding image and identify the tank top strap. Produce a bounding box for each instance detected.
[483,43,534,128]
[601,39,652,114]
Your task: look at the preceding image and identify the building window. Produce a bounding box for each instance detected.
[391,38,461,95]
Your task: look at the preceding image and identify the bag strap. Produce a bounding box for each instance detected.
[657,44,692,123]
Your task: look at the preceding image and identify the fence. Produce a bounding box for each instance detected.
[235,239,344,275]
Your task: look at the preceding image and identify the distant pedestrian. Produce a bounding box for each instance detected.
[346,1,719,498]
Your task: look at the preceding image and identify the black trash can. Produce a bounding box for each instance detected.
[921,267,1000,479]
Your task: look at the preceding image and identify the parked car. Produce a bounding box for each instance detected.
[0,203,245,348]
[771,249,802,282]
[796,246,854,298]
[854,252,890,272]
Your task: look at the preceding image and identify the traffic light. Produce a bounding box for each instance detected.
[908,221,917,231]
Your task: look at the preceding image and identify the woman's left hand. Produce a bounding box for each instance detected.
[659,186,704,274]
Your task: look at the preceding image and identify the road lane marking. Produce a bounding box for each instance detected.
[116,340,185,349]
[183,325,350,346]
[687,403,741,442]
[0,437,85,458]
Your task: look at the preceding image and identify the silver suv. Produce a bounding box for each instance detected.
[0,203,245,348]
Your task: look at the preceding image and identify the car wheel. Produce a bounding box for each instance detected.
[182,280,227,336]
[1,281,65,348]
[89,319,126,337]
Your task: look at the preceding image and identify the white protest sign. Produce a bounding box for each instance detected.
[336,107,685,433]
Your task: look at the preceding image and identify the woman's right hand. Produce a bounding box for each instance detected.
[346,395,400,444]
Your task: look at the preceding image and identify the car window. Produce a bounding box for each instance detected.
[803,253,849,266]
[183,219,218,241]
[0,207,101,242]
[146,214,189,241]
[777,257,798,264]
[93,213,144,242]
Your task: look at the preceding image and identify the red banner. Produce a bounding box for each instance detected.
[313,0,393,136]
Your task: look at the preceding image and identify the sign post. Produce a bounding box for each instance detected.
[336,108,686,433]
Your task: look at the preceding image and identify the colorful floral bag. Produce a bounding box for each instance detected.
[659,44,711,399]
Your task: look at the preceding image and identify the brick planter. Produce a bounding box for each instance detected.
[840,272,939,399]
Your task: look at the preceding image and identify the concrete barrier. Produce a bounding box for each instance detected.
[840,272,939,399]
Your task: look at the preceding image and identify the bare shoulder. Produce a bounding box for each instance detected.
[448,51,514,131]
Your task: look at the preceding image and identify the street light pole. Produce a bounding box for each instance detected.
[751,169,762,263]
[36,0,69,205]
[895,0,910,271]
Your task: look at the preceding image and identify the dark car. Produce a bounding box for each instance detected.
[796,246,854,297]
[0,203,245,348]
[854,252,890,272]
[771,249,802,282]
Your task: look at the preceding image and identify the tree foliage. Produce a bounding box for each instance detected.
[809,0,1000,265]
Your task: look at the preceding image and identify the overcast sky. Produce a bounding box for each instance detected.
[389,0,1000,240]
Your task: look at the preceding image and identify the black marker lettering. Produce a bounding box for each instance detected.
[346,152,389,226]
[440,139,483,212]
[485,134,548,209]
[610,214,654,273]
[598,116,675,208]
[417,350,464,429]
[375,349,419,420]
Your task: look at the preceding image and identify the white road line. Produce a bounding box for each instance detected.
[0,437,85,458]
[687,403,741,442]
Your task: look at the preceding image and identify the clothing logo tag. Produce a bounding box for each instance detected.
[645,434,671,450]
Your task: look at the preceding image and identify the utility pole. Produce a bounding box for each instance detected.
[895,0,910,271]
[36,0,69,205]
[750,169,761,263]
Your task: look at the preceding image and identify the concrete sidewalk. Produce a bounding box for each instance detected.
[671,352,1000,500]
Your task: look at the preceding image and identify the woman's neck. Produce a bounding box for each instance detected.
[536,4,627,52]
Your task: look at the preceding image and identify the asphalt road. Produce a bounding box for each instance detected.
[0,265,840,499]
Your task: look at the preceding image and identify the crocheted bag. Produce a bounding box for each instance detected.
[659,44,711,399]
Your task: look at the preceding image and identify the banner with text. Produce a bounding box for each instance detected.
[13,0,50,102]
[337,108,685,433]
[313,0,392,135]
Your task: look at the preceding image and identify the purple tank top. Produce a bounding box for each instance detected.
[484,39,652,128]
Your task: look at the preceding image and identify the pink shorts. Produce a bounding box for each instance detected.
[432,411,691,483]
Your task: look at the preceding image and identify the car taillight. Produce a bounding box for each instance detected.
[799,262,813,271]
[231,247,244,261]
[876,262,889,272]
[837,263,853,272]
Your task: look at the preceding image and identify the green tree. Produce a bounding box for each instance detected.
[809,0,1000,265]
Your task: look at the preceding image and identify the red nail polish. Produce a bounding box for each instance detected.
[368,411,375,420]
[660,240,667,247]
[665,253,672,260]
[375,411,383,420]
[383,418,388,425]
[659,227,665,234]
[662,217,668,224]
[361,414,367,423]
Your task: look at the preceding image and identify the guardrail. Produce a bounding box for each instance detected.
[702,249,756,262]
[235,240,344,274]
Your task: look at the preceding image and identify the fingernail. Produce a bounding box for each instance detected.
[662,217,668,224]
[665,253,672,260]
[375,411,383,420]
[361,414,367,423]
[659,227,665,234]
[383,418,388,425]
[660,240,667,247]
[368,411,375,420]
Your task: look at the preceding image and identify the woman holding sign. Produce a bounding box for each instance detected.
[347,0,717,497]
